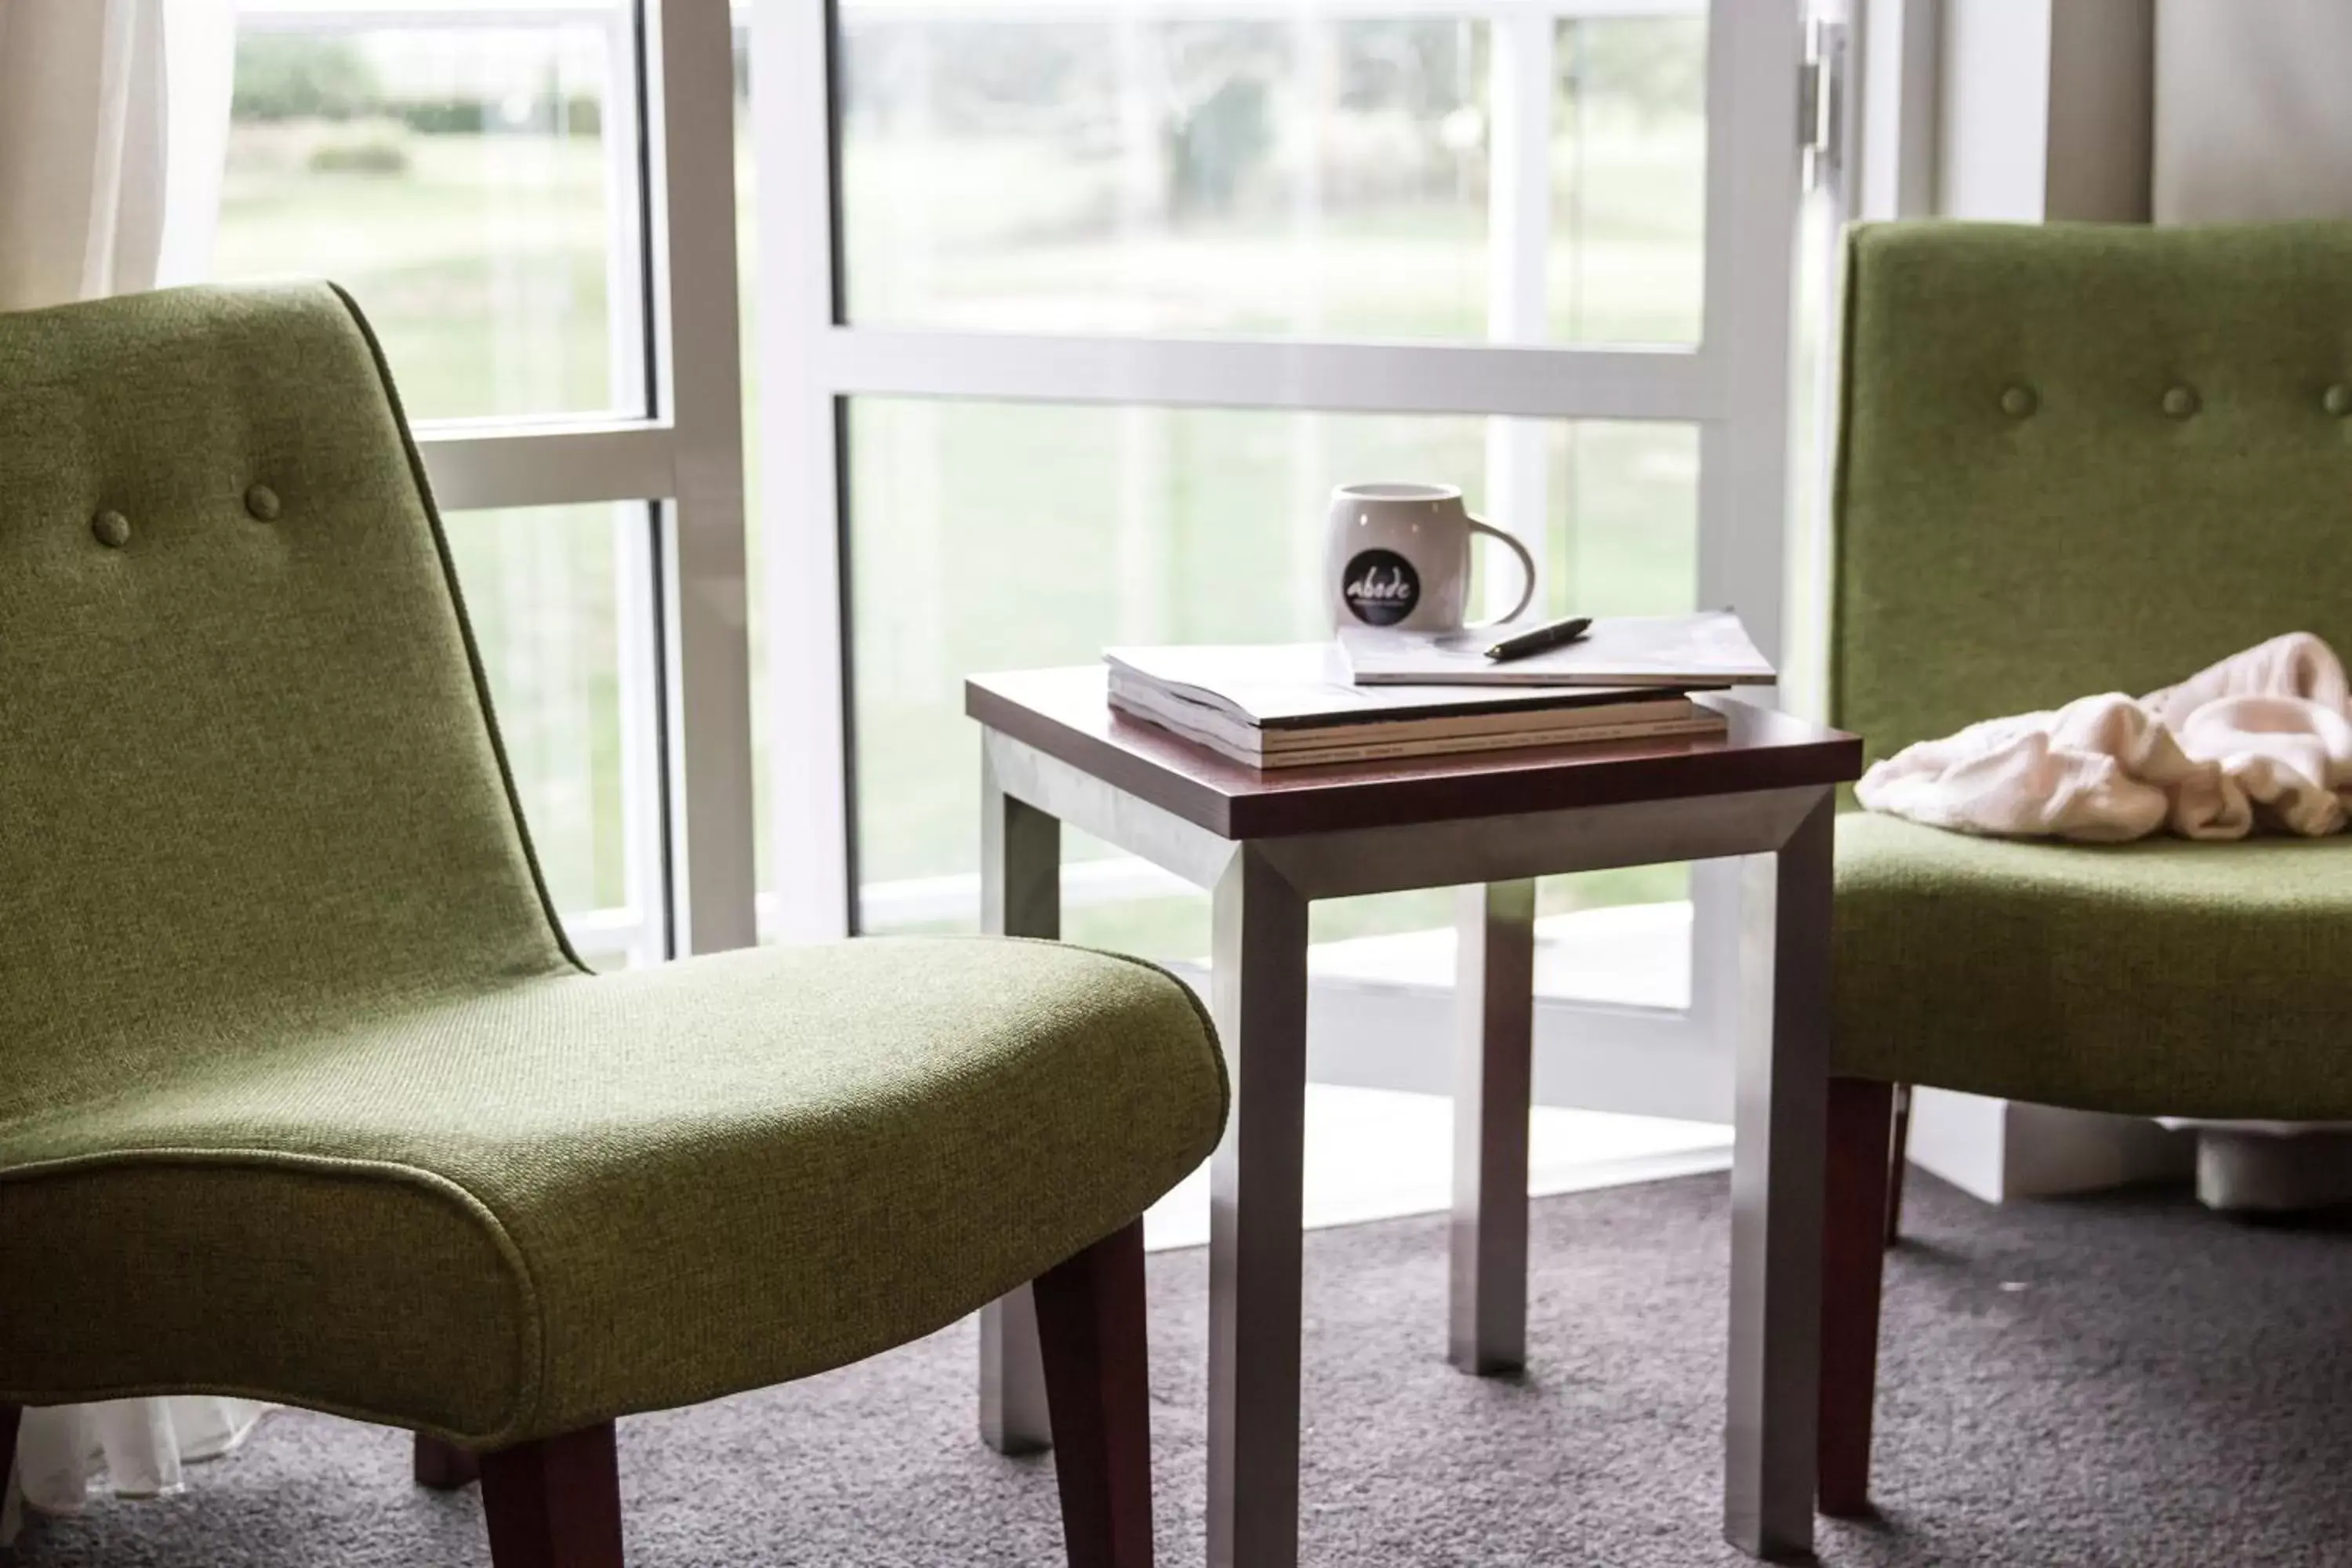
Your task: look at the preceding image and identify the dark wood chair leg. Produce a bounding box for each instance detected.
[1821,1076,1895,1518]
[2,1403,19,1565]
[1884,1082,1914,1247]
[478,1422,623,1568]
[1032,1218,1153,1568]
[415,1432,481,1490]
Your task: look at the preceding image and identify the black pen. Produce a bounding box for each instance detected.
[1483,615,1592,662]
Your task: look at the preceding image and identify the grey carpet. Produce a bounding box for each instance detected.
[16,1171,2352,1567]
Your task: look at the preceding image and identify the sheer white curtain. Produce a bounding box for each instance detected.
[0,0,254,1542]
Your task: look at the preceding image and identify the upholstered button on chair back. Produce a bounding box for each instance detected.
[0,285,572,1122]
[1830,220,2352,763]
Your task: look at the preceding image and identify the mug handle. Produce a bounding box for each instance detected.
[1465,515,1537,628]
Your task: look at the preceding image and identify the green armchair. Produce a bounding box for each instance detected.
[1817,220,2352,1517]
[0,284,1228,1566]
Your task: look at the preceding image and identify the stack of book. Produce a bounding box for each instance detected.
[1105,612,1772,771]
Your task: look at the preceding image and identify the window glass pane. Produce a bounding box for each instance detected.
[445,504,660,967]
[216,13,638,421]
[1548,16,1708,343]
[838,14,1486,337]
[835,7,1707,344]
[845,400,1698,1000]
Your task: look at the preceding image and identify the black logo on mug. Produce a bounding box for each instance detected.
[1342,549,1420,626]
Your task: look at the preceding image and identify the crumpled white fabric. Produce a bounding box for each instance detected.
[1857,633,2352,841]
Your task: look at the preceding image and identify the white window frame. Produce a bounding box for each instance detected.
[227,0,760,969]
[760,0,1812,1123]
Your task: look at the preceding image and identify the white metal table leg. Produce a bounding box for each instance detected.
[1723,791,1835,1559]
[1450,880,1537,1375]
[1207,845,1312,1568]
[977,753,1060,1456]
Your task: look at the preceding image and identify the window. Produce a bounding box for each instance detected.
[760,0,1813,1123]
[214,0,757,967]
[832,9,1707,344]
[201,1,1829,1119]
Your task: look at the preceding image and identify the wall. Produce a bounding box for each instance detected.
[2154,0,2352,221]
[1934,0,2151,223]
[1933,0,2051,219]
[2046,0,2154,221]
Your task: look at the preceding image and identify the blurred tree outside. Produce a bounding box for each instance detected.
[1160,25,1276,220]
[231,34,379,122]
[232,34,601,140]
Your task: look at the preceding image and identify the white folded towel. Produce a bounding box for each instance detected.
[1856,633,2352,841]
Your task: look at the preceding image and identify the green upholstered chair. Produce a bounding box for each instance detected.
[1817,219,2352,1518]
[0,284,1228,1566]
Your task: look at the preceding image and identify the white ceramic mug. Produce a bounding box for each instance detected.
[1325,482,1537,633]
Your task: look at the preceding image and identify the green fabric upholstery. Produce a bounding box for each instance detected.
[0,285,1227,1446]
[1836,815,2352,1119]
[1828,220,2352,1116]
[1831,220,2352,764]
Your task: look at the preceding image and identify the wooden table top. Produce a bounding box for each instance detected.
[967,666,1863,840]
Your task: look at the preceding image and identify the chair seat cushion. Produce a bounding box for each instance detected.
[1835,811,2352,1120]
[0,938,1225,1446]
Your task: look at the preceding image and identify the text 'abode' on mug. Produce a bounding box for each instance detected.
[1325,482,1537,634]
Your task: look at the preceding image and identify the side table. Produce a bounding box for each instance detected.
[965,666,1861,1566]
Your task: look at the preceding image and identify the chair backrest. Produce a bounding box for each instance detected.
[0,285,572,1120]
[1830,220,2352,764]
